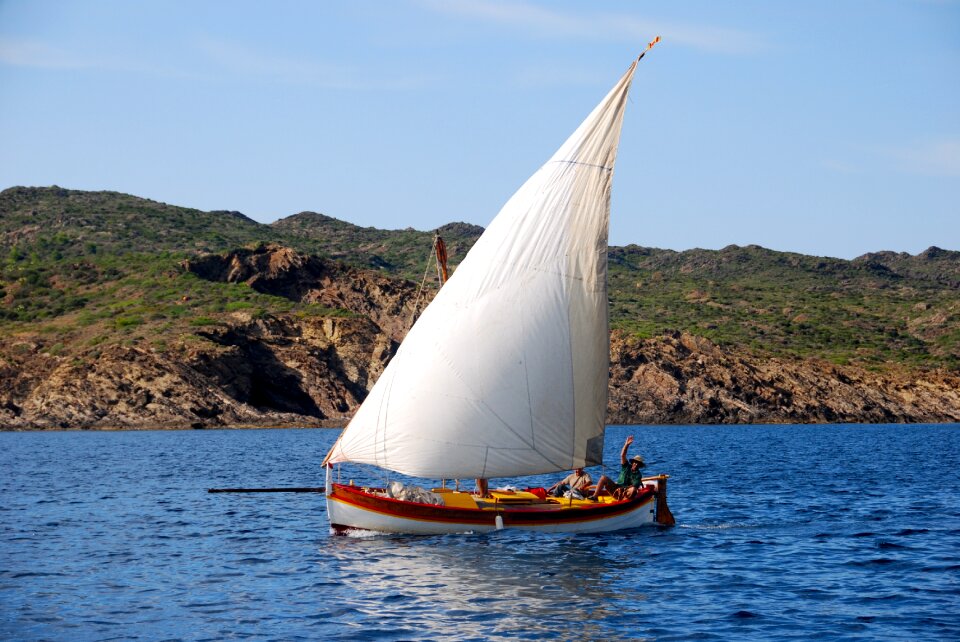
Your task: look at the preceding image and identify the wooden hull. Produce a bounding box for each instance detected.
[325,482,664,535]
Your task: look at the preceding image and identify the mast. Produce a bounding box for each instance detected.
[434,234,449,286]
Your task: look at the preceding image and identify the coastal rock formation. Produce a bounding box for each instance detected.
[608,330,960,424]
[0,244,420,430]
[183,243,421,342]
[1,243,958,430]
[0,314,393,429]
[4,321,959,431]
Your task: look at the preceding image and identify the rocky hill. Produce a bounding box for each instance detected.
[1,186,958,429]
[0,244,414,429]
[271,211,483,279]
[607,244,960,371]
[608,331,960,424]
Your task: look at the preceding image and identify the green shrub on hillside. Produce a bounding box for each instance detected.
[1,187,957,371]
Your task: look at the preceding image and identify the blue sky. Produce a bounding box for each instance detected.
[0,0,957,259]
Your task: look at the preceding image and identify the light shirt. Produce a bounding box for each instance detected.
[558,470,592,490]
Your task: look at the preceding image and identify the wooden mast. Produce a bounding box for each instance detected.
[433,233,449,285]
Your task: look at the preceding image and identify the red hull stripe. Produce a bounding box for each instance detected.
[329,484,654,527]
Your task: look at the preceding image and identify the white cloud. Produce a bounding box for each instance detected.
[821,159,864,175]
[0,35,427,90]
[824,140,960,178]
[196,37,349,85]
[0,37,88,70]
[0,35,195,78]
[511,63,613,88]
[417,0,766,54]
[194,37,431,90]
[890,139,960,178]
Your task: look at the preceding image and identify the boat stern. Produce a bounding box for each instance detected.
[647,474,675,526]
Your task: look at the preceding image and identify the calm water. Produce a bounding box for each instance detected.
[2,424,959,641]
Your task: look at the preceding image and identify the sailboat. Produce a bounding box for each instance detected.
[323,42,674,534]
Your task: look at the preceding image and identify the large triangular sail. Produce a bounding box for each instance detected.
[325,58,642,479]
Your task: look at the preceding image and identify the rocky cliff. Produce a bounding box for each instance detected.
[182,243,421,342]
[2,244,958,430]
[0,245,418,429]
[0,314,391,429]
[608,331,960,424]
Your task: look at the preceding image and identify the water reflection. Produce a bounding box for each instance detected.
[320,531,653,640]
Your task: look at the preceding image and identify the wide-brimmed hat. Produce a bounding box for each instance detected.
[630,455,645,466]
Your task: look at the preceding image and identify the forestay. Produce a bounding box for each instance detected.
[325,60,640,479]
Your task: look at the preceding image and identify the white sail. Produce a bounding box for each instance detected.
[326,61,639,479]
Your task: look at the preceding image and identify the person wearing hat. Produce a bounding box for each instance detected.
[588,435,646,501]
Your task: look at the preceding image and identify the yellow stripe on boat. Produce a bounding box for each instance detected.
[438,492,479,509]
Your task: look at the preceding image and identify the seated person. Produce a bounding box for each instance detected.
[589,436,645,501]
[547,467,593,497]
[475,478,490,498]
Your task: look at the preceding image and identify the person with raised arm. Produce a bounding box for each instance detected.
[588,436,645,501]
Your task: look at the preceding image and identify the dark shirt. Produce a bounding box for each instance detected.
[616,463,643,488]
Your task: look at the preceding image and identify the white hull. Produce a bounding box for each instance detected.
[325,481,664,535]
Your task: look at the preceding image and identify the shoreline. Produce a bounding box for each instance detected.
[4,419,959,432]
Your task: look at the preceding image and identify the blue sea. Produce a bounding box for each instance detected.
[2,424,959,641]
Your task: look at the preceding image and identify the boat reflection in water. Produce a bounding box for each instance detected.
[321,529,653,640]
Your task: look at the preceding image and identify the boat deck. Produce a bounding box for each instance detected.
[326,479,667,534]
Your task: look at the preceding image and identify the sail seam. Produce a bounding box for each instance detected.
[376,368,395,468]
[476,397,566,470]
[524,355,534,451]
[552,159,613,172]
[566,292,576,471]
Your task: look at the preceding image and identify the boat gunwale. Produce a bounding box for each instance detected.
[328,482,656,527]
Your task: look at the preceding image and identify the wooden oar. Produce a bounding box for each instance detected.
[207,487,325,493]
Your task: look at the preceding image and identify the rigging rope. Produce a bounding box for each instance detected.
[408,233,450,329]
[409,241,437,328]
